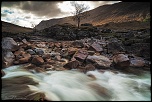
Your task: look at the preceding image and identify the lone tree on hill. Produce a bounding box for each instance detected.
[71,1,90,28]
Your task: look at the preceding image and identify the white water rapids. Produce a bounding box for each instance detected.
[2,65,151,101]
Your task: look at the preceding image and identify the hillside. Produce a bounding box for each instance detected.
[2,21,33,33]
[35,2,150,30]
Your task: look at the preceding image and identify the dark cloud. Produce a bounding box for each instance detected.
[2,1,65,18]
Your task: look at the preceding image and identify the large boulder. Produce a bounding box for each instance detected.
[113,54,130,69]
[2,37,19,51]
[2,50,15,68]
[86,55,112,69]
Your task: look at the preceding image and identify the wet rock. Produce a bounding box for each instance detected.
[13,60,20,65]
[113,54,130,69]
[86,55,111,69]
[74,50,88,62]
[1,70,5,77]
[34,48,44,55]
[85,64,96,72]
[2,37,19,51]
[55,67,67,71]
[2,50,15,68]
[32,56,44,65]
[89,42,103,52]
[63,60,80,69]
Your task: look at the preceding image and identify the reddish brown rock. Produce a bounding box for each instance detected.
[19,57,29,64]
[32,56,44,65]
[42,53,51,60]
[74,50,88,62]
[90,42,103,52]
[72,41,84,48]
[63,60,80,69]
[113,54,130,69]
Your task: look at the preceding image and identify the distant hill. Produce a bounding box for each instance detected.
[35,2,150,30]
[2,21,33,33]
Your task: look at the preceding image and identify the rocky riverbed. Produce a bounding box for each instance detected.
[1,25,150,100]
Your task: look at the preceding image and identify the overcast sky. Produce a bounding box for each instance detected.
[1,1,120,28]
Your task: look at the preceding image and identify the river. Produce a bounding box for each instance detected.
[2,64,151,101]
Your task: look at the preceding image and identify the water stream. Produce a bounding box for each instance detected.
[2,65,151,101]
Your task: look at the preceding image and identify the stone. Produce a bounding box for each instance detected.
[113,54,130,69]
[54,42,61,48]
[48,42,54,48]
[107,38,125,54]
[72,41,84,48]
[85,64,96,72]
[63,60,80,69]
[87,51,95,55]
[2,50,15,68]
[74,50,88,62]
[55,67,67,71]
[42,53,51,60]
[60,48,68,57]
[1,70,5,77]
[90,42,103,52]
[32,56,44,65]
[86,55,112,69]
[34,48,44,55]
[130,58,145,67]
[22,38,28,44]
[2,37,19,51]
[68,47,78,56]
[26,49,36,55]
[19,57,29,64]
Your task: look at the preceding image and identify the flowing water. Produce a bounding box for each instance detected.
[2,65,151,101]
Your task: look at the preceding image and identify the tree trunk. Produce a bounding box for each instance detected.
[78,18,80,28]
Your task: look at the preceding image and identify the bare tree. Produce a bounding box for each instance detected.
[31,23,36,32]
[71,1,90,28]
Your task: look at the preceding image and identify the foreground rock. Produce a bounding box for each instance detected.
[113,54,130,69]
[86,55,112,69]
[63,60,80,69]
[32,56,44,66]
[2,37,19,51]
[2,51,15,68]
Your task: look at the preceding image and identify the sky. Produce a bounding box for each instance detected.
[1,1,120,28]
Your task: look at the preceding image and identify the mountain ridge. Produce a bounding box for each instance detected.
[35,2,150,30]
